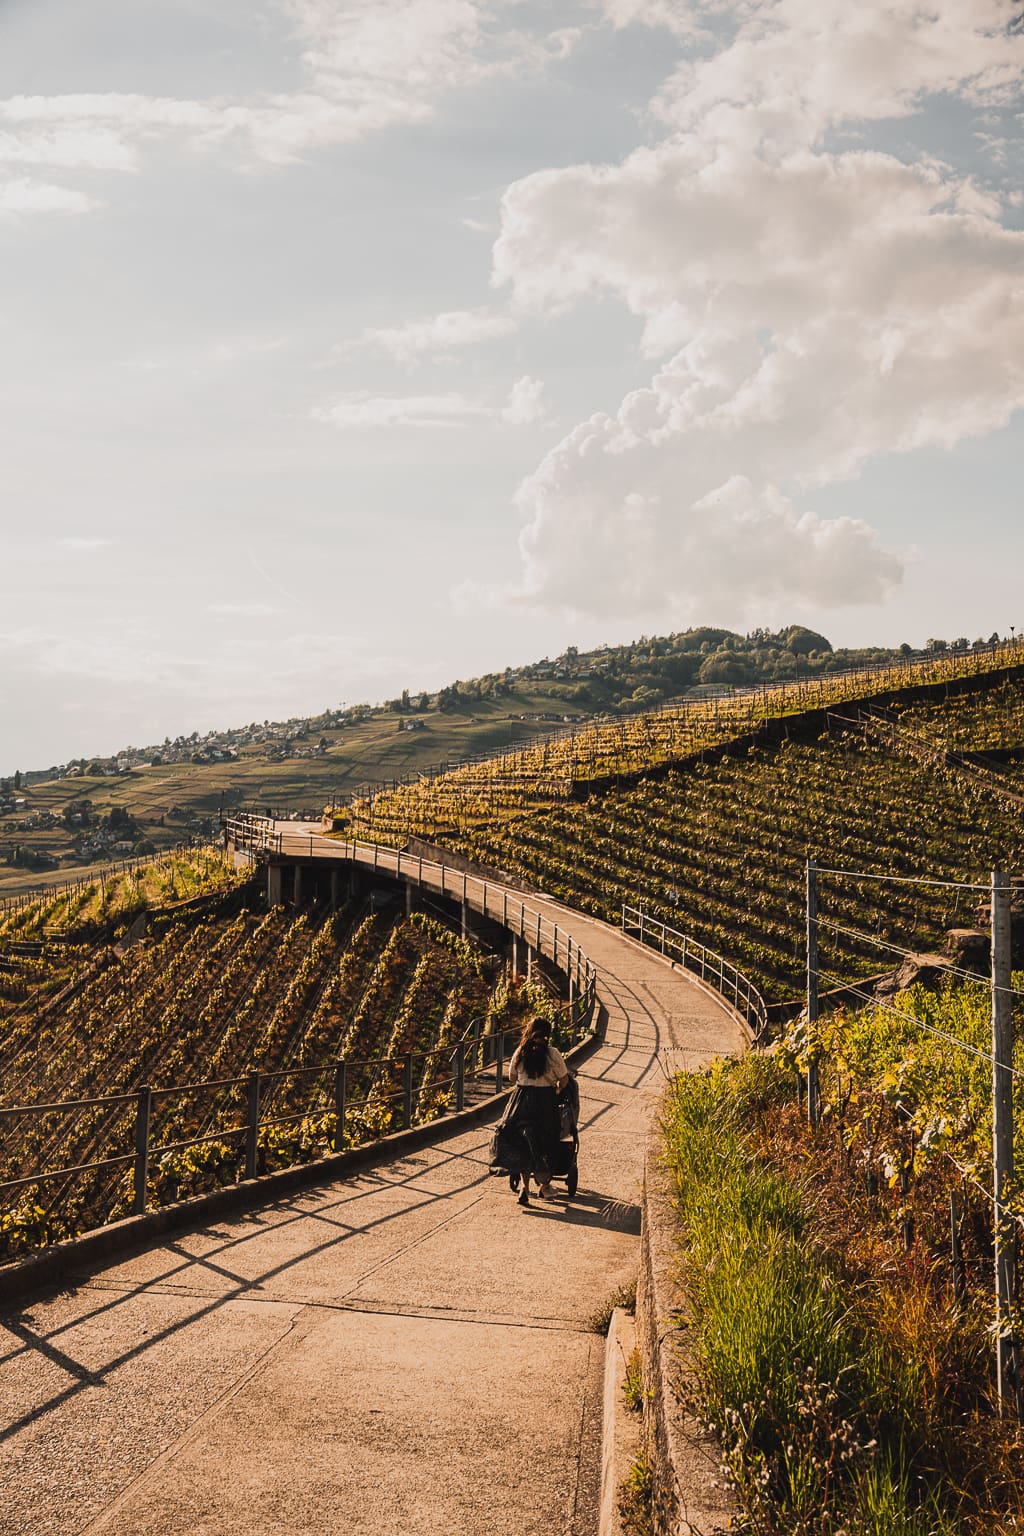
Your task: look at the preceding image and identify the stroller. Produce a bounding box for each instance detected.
[550,1072,581,1198]
[489,1073,580,1199]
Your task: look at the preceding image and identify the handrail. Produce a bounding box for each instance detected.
[0,848,599,1237]
[222,821,599,1028]
[621,904,768,1044]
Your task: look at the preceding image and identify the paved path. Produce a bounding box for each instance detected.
[0,878,746,1536]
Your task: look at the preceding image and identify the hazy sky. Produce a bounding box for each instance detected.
[2,0,1022,771]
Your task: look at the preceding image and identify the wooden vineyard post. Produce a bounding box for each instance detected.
[402,1055,414,1131]
[333,1060,347,1150]
[991,869,1018,1414]
[950,1190,966,1312]
[806,859,820,1127]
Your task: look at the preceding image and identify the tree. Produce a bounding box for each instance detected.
[783,626,832,657]
[13,770,21,790]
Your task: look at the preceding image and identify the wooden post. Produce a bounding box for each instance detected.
[992,868,1017,1413]
[132,1086,151,1216]
[496,1029,505,1094]
[402,1054,414,1131]
[951,1189,966,1311]
[334,1059,347,1150]
[806,859,821,1127]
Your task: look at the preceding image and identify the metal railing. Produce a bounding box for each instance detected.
[1,841,599,1237]
[223,821,599,1029]
[621,904,768,1042]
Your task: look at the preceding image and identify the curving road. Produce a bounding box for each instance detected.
[0,860,746,1536]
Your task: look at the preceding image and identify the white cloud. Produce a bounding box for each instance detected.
[0,176,98,217]
[0,0,582,205]
[629,0,1024,153]
[485,0,1024,622]
[501,373,546,424]
[341,306,518,365]
[313,374,546,428]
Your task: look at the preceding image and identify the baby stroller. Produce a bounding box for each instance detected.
[489,1073,581,1199]
[550,1072,581,1198]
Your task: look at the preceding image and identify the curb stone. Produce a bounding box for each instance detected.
[599,1306,641,1536]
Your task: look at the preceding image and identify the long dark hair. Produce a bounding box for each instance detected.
[520,1016,551,1078]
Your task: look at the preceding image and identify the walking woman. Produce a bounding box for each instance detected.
[505,1016,569,1206]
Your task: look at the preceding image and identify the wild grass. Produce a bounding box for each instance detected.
[661,1055,1023,1533]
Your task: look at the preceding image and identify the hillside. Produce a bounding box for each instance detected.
[0,623,966,899]
[351,642,1024,1000]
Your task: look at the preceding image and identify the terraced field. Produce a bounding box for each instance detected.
[0,897,546,1258]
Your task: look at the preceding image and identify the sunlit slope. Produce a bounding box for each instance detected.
[348,641,1024,841]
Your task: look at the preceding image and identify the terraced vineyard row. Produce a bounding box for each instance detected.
[0,847,242,942]
[0,901,546,1258]
[346,641,1024,841]
[895,676,1024,758]
[447,735,1024,997]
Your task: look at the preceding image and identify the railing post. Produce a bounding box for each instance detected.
[482,880,487,915]
[681,934,688,970]
[334,1059,347,1150]
[536,911,542,954]
[496,1029,505,1094]
[403,1054,414,1130]
[245,1069,261,1180]
[456,1040,465,1111]
[132,1085,152,1216]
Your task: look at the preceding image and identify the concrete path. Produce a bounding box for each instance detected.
[0,893,746,1536]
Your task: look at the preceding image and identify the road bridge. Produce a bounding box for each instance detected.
[0,845,748,1536]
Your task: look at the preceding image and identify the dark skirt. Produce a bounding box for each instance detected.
[498,1085,560,1181]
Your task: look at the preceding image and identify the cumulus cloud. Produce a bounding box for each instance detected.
[339,306,518,365]
[651,0,1024,152]
[486,0,1024,621]
[313,374,545,428]
[0,0,581,212]
[501,373,546,425]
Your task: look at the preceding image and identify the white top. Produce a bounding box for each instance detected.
[508,1042,569,1089]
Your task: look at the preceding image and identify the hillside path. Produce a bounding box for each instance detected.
[0,876,746,1536]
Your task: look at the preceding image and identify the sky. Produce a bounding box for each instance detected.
[1,0,1023,772]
